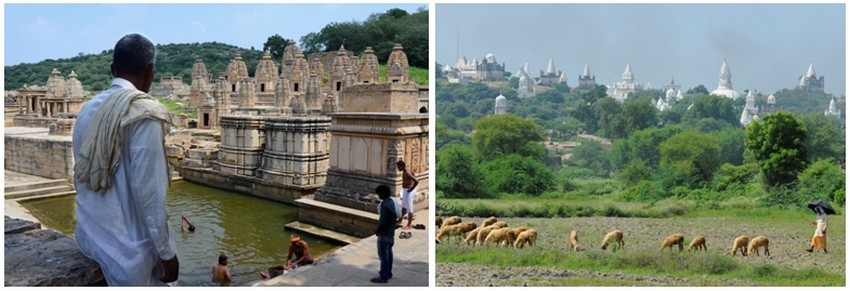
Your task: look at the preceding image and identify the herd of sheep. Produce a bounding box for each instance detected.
[435,216,771,256]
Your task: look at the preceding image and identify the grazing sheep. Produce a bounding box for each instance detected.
[601,230,625,251]
[463,227,485,246]
[439,216,462,230]
[660,233,685,251]
[485,227,517,247]
[481,216,498,228]
[436,221,477,243]
[514,228,538,249]
[491,221,508,228]
[475,224,507,246]
[731,235,749,256]
[436,216,443,228]
[569,230,580,252]
[688,236,707,252]
[747,236,770,256]
[511,226,530,238]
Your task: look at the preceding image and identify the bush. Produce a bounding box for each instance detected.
[698,254,740,275]
[480,154,555,196]
[797,159,845,206]
[622,180,667,202]
[752,263,778,277]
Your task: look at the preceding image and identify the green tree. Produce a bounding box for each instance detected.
[686,84,709,95]
[263,34,290,61]
[471,114,546,161]
[566,138,611,176]
[594,97,624,139]
[682,95,739,127]
[436,144,485,198]
[660,130,721,186]
[745,112,809,188]
[480,154,554,196]
[797,159,845,206]
[610,125,684,169]
[436,122,470,151]
[800,113,845,164]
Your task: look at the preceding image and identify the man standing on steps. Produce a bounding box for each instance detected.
[371,184,397,283]
[72,33,178,285]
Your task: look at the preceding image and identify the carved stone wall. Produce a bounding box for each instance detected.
[314,112,429,213]
[339,82,420,113]
[258,116,332,187]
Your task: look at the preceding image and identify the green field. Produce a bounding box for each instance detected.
[436,202,845,286]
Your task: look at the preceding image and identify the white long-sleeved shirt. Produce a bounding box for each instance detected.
[72,78,176,286]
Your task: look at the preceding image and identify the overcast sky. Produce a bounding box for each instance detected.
[437,4,845,96]
[5,3,425,65]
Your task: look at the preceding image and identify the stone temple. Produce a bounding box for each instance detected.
[710,58,740,99]
[5,42,429,240]
[171,42,429,238]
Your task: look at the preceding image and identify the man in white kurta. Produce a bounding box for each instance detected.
[72,33,178,285]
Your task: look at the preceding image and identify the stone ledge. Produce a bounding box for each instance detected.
[4,216,105,286]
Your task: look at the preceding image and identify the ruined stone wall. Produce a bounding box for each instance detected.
[13,116,56,128]
[5,134,74,181]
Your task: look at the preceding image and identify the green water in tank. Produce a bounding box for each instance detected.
[20,180,342,286]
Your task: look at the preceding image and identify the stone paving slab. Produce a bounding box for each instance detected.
[260,208,430,286]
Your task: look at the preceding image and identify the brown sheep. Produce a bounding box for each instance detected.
[439,216,462,230]
[747,236,770,256]
[511,226,530,238]
[475,224,507,246]
[514,228,538,249]
[463,227,486,246]
[688,236,707,252]
[569,230,580,251]
[484,227,517,247]
[731,235,749,256]
[601,230,624,251]
[435,216,443,228]
[436,221,477,243]
[481,216,498,228]
[660,233,685,251]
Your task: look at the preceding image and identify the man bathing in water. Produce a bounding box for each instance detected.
[259,234,314,279]
[212,255,231,283]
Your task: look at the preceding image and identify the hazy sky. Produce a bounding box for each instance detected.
[437,4,846,96]
[5,3,426,65]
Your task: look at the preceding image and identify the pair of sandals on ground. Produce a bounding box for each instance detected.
[398,224,426,239]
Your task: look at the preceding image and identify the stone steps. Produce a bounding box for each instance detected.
[294,197,380,239]
[284,221,361,245]
[4,179,68,193]
[13,190,78,202]
[5,184,74,200]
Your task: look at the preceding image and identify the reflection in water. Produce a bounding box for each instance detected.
[21,180,342,286]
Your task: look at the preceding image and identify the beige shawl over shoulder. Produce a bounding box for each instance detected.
[74,88,172,193]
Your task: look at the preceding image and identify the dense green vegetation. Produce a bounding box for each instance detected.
[6,7,428,91]
[436,78,846,211]
[300,7,428,68]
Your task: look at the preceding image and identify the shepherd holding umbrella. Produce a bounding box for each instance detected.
[807,200,836,253]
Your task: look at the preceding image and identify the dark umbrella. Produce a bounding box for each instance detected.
[807,200,837,215]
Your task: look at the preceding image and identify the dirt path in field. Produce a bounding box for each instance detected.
[437,262,706,286]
